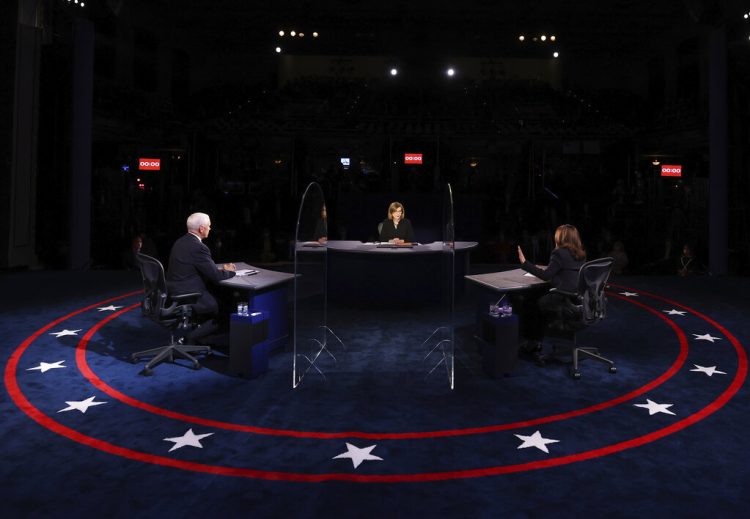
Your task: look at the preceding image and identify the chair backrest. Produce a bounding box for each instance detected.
[576,257,614,326]
[135,252,170,320]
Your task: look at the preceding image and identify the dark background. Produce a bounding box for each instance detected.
[3,0,749,274]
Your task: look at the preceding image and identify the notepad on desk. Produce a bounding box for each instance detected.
[235,269,259,277]
[376,242,415,248]
[301,241,325,247]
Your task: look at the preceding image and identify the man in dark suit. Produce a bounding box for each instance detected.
[167,212,236,342]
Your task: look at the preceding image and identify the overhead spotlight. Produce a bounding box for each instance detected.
[275,47,282,53]
[279,30,285,36]
[446,67,455,77]
[390,68,398,76]
[652,159,661,166]
[541,35,547,41]
[313,32,319,37]
[299,32,304,37]
[550,35,556,41]
[553,51,559,58]
[745,13,749,19]
[290,30,296,37]
[519,35,525,41]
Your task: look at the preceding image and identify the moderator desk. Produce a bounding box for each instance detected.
[321,240,478,305]
[219,262,295,351]
[465,268,549,376]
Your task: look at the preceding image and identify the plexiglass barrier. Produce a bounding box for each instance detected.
[422,183,456,388]
[292,182,342,387]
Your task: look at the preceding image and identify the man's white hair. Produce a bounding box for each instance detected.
[186,212,210,231]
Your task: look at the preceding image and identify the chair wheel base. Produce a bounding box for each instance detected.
[140,368,154,376]
[609,366,617,374]
[570,369,581,379]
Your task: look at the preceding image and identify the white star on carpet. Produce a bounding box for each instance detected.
[619,292,638,297]
[634,399,675,416]
[97,305,123,312]
[690,365,727,377]
[514,430,560,454]
[58,396,107,414]
[663,309,687,316]
[163,428,214,452]
[50,329,82,338]
[333,443,384,469]
[693,333,722,343]
[27,360,66,373]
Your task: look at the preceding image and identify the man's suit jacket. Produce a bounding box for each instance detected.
[166,233,235,315]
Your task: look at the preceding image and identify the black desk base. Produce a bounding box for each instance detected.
[229,311,270,378]
[476,312,519,377]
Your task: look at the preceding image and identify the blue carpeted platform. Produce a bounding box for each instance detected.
[1,268,749,517]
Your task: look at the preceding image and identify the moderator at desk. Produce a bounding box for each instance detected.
[322,240,478,305]
[465,268,548,376]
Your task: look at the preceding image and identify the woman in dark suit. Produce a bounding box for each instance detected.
[517,224,586,355]
[379,201,415,244]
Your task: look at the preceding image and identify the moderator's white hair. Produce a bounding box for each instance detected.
[186,212,210,231]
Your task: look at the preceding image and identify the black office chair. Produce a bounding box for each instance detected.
[544,257,616,379]
[132,253,211,375]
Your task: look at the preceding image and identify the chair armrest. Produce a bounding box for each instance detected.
[549,287,576,297]
[171,292,202,304]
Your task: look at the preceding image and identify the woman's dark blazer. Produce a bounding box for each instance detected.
[379,218,415,242]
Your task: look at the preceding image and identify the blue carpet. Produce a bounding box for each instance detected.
[1,269,749,517]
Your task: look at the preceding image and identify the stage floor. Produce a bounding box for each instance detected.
[2,267,749,517]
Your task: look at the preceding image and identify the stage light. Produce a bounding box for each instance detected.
[279,30,285,36]
[275,47,282,53]
[541,35,547,41]
[313,32,319,37]
[446,67,455,77]
[390,68,398,76]
[553,51,559,58]
[550,35,556,41]
[519,35,525,41]
[290,30,296,37]
[652,159,661,166]
[299,32,304,37]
